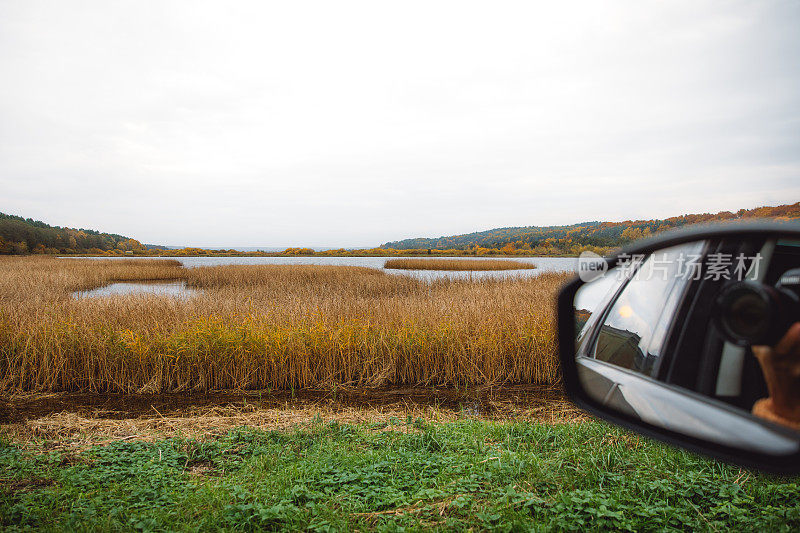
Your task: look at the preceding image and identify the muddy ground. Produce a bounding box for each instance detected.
[1,385,568,423]
[0,386,586,447]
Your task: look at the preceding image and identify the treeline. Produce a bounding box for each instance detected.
[0,213,145,255]
[380,203,800,255]
[0,212,559,257]
[0,211,603,258]
[144,246,584,258]
[4,202,798,257]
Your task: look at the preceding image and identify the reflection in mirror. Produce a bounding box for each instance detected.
[573,236,800,457]
[574,265,626,344]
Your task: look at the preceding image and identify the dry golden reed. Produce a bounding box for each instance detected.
[0,256,569,393]
[383,258,536,271]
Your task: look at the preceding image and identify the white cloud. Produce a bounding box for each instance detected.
[1,0,798,247]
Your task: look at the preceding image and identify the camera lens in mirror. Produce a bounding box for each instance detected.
[721,286,770,341]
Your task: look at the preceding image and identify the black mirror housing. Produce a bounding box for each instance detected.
[558,220,800,474]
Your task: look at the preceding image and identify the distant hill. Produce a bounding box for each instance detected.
[379,202,800,255]
[0,212,144,255]
[4,202,799,257]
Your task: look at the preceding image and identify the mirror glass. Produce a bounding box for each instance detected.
[573,235,800,456]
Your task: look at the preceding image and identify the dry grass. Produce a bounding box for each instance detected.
[0,256,569,393]
[4,405,447,446]
[384,258,536,271]
[1,390,586,447]
[2,402,588,450]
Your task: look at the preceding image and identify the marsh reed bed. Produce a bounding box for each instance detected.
[0,257,568,393]
[383,258,536,271]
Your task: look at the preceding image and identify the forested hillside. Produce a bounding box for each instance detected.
[3,202,799,256]
[380,203,800,255]
[0,213,145,255]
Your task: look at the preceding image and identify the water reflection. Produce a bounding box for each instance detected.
[74,281,199,299]
[387,269,538,281]
[62,256,578,281]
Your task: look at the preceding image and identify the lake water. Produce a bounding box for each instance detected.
[68,256,577,275]
[69,256,578,298]
[74,280,200,299]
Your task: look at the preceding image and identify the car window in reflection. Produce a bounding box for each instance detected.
[574,266,627,347]
[592,241,706,377]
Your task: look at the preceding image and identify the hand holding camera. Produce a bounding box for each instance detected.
[752,323,800,429]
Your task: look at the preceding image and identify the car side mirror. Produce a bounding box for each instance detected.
[557,221,800,474]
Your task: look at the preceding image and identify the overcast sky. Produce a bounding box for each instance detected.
[1,1,799,248]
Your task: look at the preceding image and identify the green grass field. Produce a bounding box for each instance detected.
[2,419,798,531]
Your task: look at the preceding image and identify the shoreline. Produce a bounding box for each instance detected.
[1,385,571,425]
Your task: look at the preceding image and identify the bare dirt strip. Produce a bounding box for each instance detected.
[0,385,587,448]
